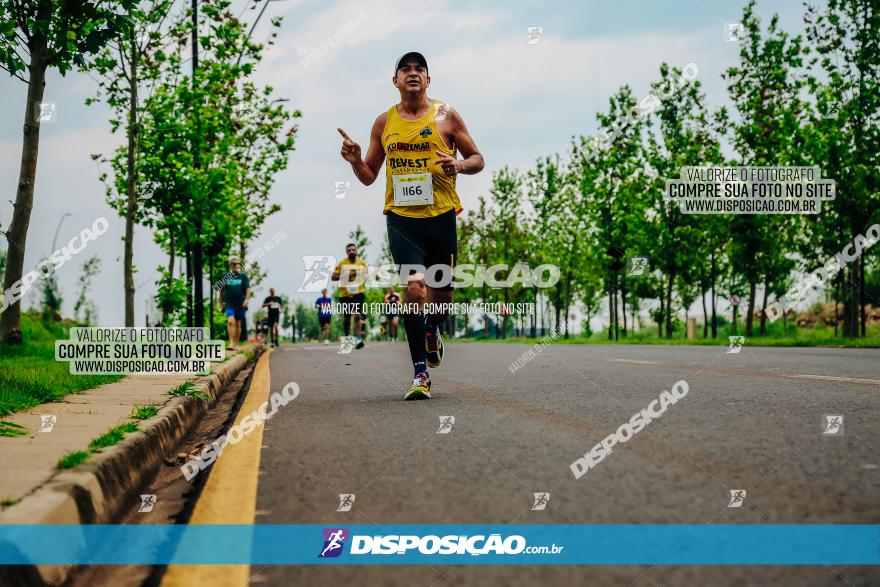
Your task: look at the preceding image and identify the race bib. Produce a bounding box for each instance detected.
[393,173,434,206]
[270,302,280,309]
[346,285,360,295]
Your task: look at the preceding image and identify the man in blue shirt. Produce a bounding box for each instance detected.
[315,288,333,345]
[218,257,251,351]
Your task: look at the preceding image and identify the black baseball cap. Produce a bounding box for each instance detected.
[395,51,428,74]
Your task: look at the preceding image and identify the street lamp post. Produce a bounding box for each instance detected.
[236,0,287,66]
[50,212,72,255]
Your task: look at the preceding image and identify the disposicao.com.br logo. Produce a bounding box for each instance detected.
[318,528,563,558]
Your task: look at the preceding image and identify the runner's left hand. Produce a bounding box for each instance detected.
[434,150,460,176]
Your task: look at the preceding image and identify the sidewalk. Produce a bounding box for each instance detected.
[0,348,253,504]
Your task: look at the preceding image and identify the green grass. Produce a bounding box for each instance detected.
[0,421,27,437]
[55,422,140,470]
[0,496,18,507]
[88,422,139,451]
[56,450,90,469]
[168,380,209,401]
[0,313,122,417]
[131,404,159,420]
[455,322,879,348]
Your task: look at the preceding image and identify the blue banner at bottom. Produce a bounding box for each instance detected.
[0,525,878,565]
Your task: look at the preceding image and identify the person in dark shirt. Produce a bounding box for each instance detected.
[218,257,251,351]
[315,288,333,345]
[384,286,401,341]
[262,287,283,347]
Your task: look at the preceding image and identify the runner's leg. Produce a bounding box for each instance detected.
[232,318,241,347]
[426,288,453,329]
[403,277,428,373]
[226,314,237,350]
[422,210,456,364]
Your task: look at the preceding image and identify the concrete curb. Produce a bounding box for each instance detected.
[0,346,263,587]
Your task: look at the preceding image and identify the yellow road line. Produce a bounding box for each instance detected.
[161,349,272,587]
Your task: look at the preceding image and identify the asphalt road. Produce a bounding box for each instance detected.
[243,340,880,586]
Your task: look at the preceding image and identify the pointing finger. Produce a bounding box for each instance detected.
[337,128,353,142]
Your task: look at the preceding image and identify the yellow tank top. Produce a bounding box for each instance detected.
[381,99,462,218]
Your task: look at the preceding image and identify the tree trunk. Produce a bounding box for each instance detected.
[613,271,619,341]
[123,29,139,327]
[834,271,839,337]
[191,0,205,328]
[160,232,176,324]
[665,272,675,338]
[701,290,708,338]
[502,288,509,339]
[859,255,866,337]
[607,286,614,340]
[658,293,665,337]
[842,265,853,337]
[208,256,214,338]
[620,271,627,338]
[530,288,537,338]
[759,273,769,336]
[194,224,204,326]
[745,279,757,337]
[555,297,561,335]
[0,27,49,344]
[185,244,193,327]
[168,232,175,277]
[564,296,570,339]
[710,249,717,338]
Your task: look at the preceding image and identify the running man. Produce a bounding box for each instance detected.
[262,287,283,347]
[338,51,484,399]
[331,243,368,349]
[218,257,251,351]
[384,285,401,341]
[315,288,333,345]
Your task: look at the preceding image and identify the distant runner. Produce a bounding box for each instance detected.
[218,257,251,351]
[331,244,367,349]
[338,51,484,399]
[262,287,283,347]
[315,288,333,345]
[384,285,401,341]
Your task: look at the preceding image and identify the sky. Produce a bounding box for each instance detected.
[0,0,810,328]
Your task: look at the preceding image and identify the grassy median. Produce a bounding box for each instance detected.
[0,313,122,427]
[456,322,880,348]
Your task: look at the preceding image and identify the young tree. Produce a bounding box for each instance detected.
[0,0,137,342]
[804,0,880,337]
[582,87,649,340]
[643,63,718,337]
[40,262,62,321]
[74,255,102,324]
[88,0,174,327]
[134,0,295,324]
[486,166,526,338]
[527,154,572,336]
[723,0,808,336]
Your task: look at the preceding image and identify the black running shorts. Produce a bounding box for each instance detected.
[340,292,366,316]
[386,209,457,291]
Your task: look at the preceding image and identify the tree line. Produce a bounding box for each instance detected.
[453,0,878,340]
[0,0,297,342]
